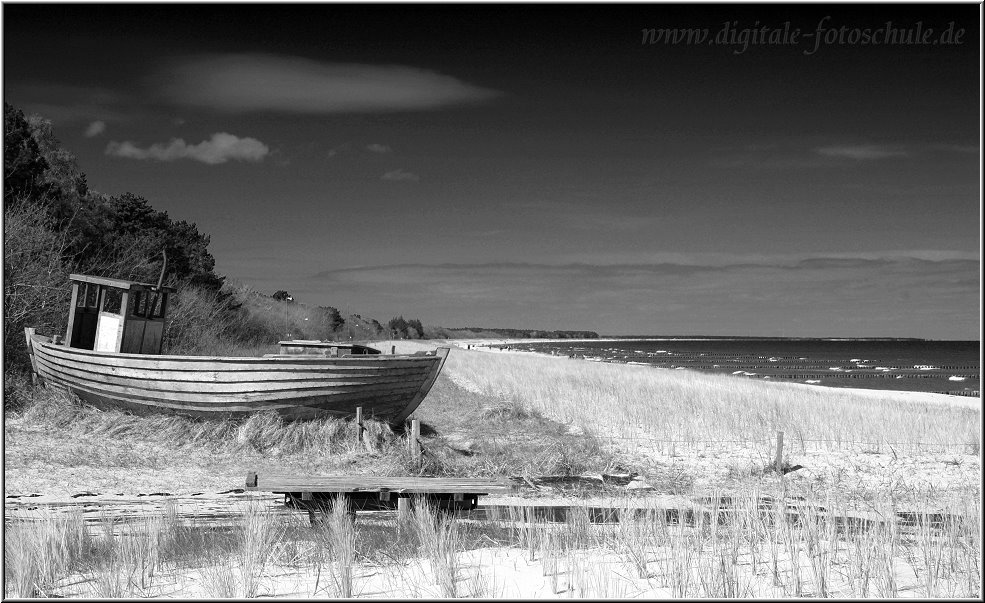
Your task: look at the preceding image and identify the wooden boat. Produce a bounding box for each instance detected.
[25,274,448,424]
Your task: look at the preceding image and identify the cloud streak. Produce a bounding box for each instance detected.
[382,168,419,181]
[815,144,908,160]
[155,53,499,113]
[105,132,269,164]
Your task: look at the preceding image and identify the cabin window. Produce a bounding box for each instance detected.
[84,284,98,308]
[102,288,123,314]
[129,291,146,317]
[148,293,166,319]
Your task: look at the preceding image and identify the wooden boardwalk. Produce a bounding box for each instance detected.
[6,489,963,536]
[246,472,515,513]
[246,472,513,494]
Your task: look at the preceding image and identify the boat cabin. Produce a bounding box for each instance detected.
[65,274,175,355]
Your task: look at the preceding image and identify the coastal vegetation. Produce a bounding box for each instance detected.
[7,486,980,597]
[446,350,981,453]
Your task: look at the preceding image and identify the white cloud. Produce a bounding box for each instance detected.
[105,132,269,164]
[815,144,907,160]
[84,120,107,137]
[156,53,499,113]
[366,143,392,153]
[382,169,419,182]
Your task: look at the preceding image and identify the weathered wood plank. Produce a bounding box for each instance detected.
[37,383,421,416]
[34,357,426,402]
[33,355,430,393]
[33,351,432,381]
[36,339,440,372]
[247,474,513,494]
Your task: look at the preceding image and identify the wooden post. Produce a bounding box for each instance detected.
[775,431,784,474]
[397,496,411,532]
[355,406,364,447]
[24,328,38,385]
[411,419,421,468]
[64,282,80,346]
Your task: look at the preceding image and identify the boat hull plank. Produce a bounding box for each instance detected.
[38,342,439,373]
[31,349,435,382]
[34,355,431,394]
[34,358,426,403]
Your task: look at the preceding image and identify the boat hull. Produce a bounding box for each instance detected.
[27,333,448,424]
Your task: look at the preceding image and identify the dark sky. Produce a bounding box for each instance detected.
[3,4,980,338]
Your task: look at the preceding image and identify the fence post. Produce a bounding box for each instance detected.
[775,431,784,474]
[355,407,364,448]
[411,419,421,468]
[24,328,38,385]
[398,496,411,522]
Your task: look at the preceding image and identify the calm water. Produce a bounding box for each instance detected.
[503,339,980,397]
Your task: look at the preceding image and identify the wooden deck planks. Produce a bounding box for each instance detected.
[247,473,513,494]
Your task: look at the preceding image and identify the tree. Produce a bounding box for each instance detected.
[320,306,345,331]
[407,318,425,339]
[102,193,221,288]
[272,290,294,302]
[4,103,49,203]
[27,114,89,222]
[388,316,408,338]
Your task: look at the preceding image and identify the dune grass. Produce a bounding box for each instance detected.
[445,348,981,451]
[6,488,981,598]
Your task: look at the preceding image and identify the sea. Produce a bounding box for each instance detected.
[496,338,981,397]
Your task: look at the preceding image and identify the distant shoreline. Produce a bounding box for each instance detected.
[449,336,977,343]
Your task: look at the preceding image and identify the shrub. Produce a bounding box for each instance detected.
[3,199,72,372]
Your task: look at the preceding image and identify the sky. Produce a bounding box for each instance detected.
[3,4,981,338]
